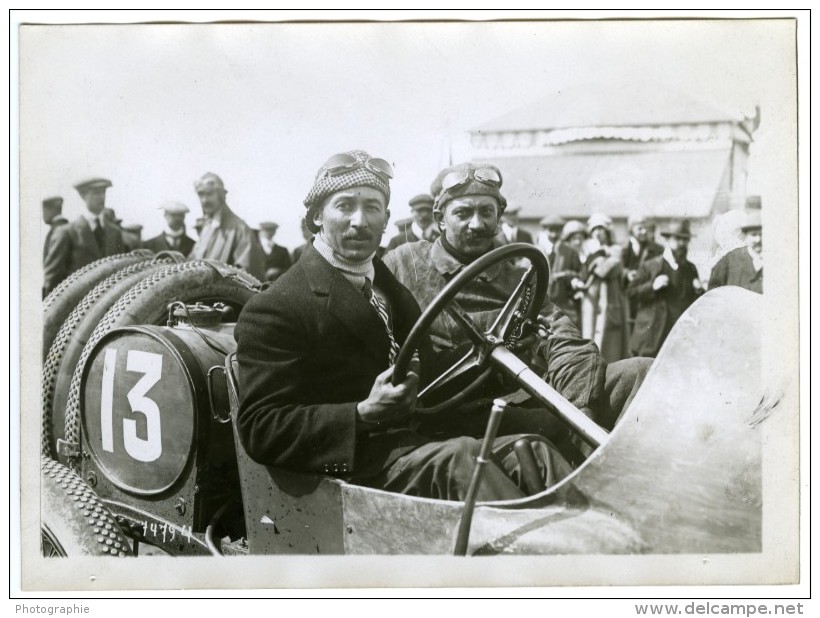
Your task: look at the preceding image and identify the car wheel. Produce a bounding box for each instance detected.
[40,455,133,557]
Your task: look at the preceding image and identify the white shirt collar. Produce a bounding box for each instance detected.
[411,221,436,241]
[662,246,679,270]
[537,232,554,255]
[82,211,103,227]
[629,236,641,255]
[259,233,274,254]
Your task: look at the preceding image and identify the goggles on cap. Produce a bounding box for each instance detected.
[438,166,502,198]
[320,153,394,180]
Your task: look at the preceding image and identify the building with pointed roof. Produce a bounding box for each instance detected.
[470,81,759,273]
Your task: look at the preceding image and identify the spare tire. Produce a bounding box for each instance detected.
[42,250,159,360]
[59,260,260,464]
[41,455,133,557]
[42,255,182,458]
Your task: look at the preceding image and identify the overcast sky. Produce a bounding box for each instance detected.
[19,17,796,250]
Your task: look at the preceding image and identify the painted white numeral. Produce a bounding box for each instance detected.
[99,348,163,462]
[100,349,118,452]
[124,350,163,462]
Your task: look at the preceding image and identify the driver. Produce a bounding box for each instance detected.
[383,162,651,442]
[234,150,572,502]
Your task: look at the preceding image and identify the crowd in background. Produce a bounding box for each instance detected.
[42,170,763,364]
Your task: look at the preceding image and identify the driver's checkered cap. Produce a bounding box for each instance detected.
[303,149,391,210]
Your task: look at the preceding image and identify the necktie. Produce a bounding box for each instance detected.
[363,279,400,365]
[93,218,105,250]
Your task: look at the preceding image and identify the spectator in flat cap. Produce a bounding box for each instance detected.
[53,176,125,282]
[143,202,195,256]
[384,161,653,446]
[500,204,534,245]
[708,210,763,294]
[384,193,439,251]
[41,196,70,298]
[627,219,703,357]
[189,172,265,280]
[257,221,292,282]
[235,150,572,501]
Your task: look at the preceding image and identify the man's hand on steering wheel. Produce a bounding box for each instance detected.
[357,353,420,431]
[507,315,551,376]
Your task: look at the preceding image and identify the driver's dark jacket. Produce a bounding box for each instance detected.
[382,238,607,417]
[234,242,434,479]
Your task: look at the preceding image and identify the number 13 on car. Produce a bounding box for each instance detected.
[82,330,196,496]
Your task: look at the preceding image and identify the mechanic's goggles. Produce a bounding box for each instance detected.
[437,166,502,197]
[320,153,394,180]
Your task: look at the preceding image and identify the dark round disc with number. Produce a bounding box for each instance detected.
[81,330,197,495]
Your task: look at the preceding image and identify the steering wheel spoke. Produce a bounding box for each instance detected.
[444,300,487,346]
[487,263,538,340]
[391,243,552,417]
[418,345,485,400]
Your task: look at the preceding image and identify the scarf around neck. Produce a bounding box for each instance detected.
[313,233,376,290]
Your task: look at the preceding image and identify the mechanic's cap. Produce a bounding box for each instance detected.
[74,177,112,196]
[409,193,434,210]
[194,172,226,193]
[160,201,190,214]
[303,150,392,234]
[430,162,507,215]
[42,196,64,209]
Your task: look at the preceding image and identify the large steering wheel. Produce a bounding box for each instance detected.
[392,243,548,413]
[392,242,608,448]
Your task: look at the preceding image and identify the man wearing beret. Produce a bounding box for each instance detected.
[234,150,571,501]
[41,196,70,298]
[257,221,292,282]
[143,201,196,256]
[384,193,439,251]
[55,177,126,280]
[383,162,652,442]
[708,210,763,294]
[627,219,704,357]
[189,172,266,280]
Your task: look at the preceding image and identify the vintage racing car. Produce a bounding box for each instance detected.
[39,245,776,559]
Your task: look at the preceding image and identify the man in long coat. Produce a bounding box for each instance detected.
[190,172,265,280]
[627,219,703,357]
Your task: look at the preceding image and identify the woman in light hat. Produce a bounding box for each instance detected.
[578,213,630,363]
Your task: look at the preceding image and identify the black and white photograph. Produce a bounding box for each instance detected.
[12,9,808,605]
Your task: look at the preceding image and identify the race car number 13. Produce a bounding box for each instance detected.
[100,349,163,462]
